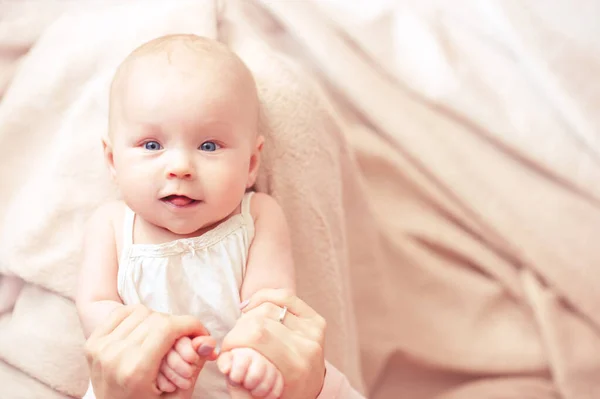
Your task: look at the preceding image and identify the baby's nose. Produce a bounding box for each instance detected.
[166,156,194,180]
[168,169,192,179]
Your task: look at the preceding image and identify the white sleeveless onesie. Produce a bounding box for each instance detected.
[84,192,255,399]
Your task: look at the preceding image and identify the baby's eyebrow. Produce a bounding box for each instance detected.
[139,123,163,134]
[199,120,232,129]
[123,121,159,135]
[196,121,235,136]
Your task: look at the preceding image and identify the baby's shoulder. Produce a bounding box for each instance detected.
[86,200,126,232]
[248,192,283,219]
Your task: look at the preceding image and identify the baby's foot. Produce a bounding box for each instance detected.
[219,348,284,399]
[156,336,217,392]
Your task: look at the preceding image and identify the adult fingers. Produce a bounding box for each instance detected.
[87,305,136,342]
[225,317,325,388]
[168,314,210,338]
[108,305,152,341]
[138,313,210,368]
[240,302,324,343]
[85,307,139,366]
[242,289,319,321]
[191,335,218,361]
[222,317,301,376]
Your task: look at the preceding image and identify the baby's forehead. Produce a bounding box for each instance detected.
[118,36,249,84]
[109,35,259,133]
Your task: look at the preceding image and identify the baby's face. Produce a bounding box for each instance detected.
[107,56,261,235]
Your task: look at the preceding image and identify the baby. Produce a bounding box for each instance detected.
[76,34,295,399]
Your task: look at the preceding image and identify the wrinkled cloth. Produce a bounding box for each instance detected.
[1,1,600,399]
[0,1,366,397]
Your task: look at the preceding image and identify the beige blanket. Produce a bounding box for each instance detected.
[2,1,600,399]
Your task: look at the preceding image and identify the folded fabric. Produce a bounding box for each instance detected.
[0,1,368,396]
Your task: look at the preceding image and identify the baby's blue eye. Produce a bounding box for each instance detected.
[144,141,162,151]
[200,141,220,152]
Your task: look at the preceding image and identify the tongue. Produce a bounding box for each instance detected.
[167,196,193,206]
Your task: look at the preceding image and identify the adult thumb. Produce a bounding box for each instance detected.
[191,335,218,367]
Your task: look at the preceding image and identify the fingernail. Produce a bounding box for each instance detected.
[228,378,239,387]
[197,344,215,356]
[217,353,232,374]
[239,299,250,309]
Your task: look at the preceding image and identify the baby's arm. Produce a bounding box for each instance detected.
[241,192,296,299]
[75,202,124,338]
[224,193,296,399]
[76,203,213,394]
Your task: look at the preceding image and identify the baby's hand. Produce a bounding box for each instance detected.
[156,336,217,393]
[218,348,284,399]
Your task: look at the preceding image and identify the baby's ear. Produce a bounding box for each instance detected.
[246,135,264,189]
[102,136,117,179]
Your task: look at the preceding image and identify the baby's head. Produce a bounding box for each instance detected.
[104,34,263,235]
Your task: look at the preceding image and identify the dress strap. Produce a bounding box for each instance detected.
[241,191,254,219]
[122,206,136,248]
[239,191,255,282]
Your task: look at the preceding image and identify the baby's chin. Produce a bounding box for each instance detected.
[165,224,206,237]
[164,217,224,237]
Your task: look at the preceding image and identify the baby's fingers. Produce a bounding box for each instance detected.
[174,336,199,364]
[166,347,196,379]
[265,371,284,399]
[157,371,177,393]
[160,358,194,390]
[228,348,252,386]
[242,351,267,391]
[217,351,233,375]
[250,357,278,398]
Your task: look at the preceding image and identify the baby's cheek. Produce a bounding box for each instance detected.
[206,170,247,208]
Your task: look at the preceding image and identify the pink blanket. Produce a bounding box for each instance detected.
[1,1,600,399]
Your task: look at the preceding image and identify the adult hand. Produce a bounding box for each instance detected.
[85,304,217,399]
[220,289,327,399]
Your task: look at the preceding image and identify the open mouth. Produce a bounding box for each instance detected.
[161,195,199,208]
